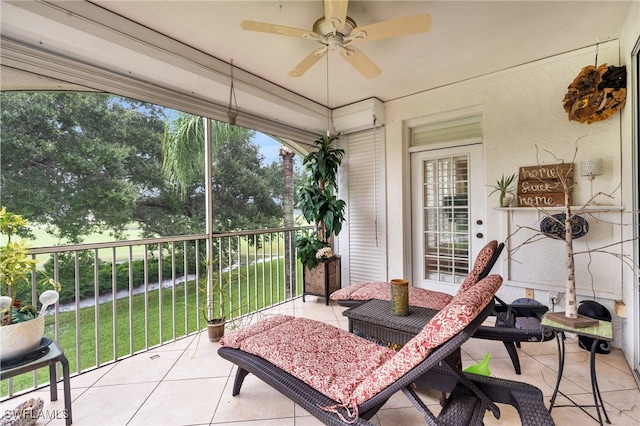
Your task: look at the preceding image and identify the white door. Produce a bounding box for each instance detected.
[411,143,485,294]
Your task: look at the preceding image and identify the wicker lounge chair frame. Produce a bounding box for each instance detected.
[218,299,553,425]
[416,365,555,426]
[473,296,554,374]
[333,242,553,374]
[218,302,496,425]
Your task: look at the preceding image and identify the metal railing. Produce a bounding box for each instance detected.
[2,226,309,399]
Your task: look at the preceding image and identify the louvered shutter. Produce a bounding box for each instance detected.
[338,129,387,284]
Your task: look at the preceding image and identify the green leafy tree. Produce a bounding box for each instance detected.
[1,94,284,243]
[160,113,282,234]
[0,92,166,243]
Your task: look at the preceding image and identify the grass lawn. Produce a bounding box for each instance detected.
[1,257,303,398]
[29,225,146,263]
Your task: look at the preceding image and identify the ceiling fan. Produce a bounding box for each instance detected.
[240,0,431,79]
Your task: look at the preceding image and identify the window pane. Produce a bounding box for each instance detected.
[421,154,471,283]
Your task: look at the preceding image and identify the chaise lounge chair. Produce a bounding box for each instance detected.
[329,240,503,310]
[329,240,552,374]
[218,275,554,425]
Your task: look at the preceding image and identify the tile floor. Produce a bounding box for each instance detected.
[3,296,640,425]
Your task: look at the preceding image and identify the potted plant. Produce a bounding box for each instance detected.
[198,263,228,342]
[0,207,60,360]
[490,173,516,207]
[197,251,250,342]
[295,135,346,302]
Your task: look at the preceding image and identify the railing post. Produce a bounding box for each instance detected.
[204,117,215,321]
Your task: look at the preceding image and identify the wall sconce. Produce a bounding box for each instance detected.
[580,158,603,205]
[227,59,238,125]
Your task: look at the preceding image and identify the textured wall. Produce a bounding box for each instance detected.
[384,38,635,348]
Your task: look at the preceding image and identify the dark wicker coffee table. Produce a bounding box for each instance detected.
[342,299,461,369]
[343,299,438,347]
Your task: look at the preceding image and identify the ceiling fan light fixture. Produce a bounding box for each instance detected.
[342,47,355,57]
[347,30,367,42]
[312,15,357,38]
[314,47,328,57]
[241,1,431,79]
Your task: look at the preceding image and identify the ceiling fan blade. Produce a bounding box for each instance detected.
[241,20,311,38]
[288,48,328,77]
[340,46,381,80]
[351,13,431,43]
[324,0,349,30]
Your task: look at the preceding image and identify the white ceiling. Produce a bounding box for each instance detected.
[93,0,634,105]
[0,0,635,137]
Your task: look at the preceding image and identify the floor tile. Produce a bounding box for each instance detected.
[50,382,158,425]
[600,389,640,423]
[483,403,521,425]
[93,350,181,386]
[212,419,295,426]
[128,377,226,425]
[164,345,232,381]
[461,338,513,362]
[3,297,638,425]
[213,374,295,423]
[375,406,433,426]
[68,364,116,389]
[550,392,636,426]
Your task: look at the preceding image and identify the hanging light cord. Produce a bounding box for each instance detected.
[372,114,379,247]
[326,53,331,136]
[228,59,238,117]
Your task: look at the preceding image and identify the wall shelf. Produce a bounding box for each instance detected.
[494,204,625,301]
[495,205,625,212]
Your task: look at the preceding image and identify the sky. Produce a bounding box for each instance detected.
[254,132,283,165]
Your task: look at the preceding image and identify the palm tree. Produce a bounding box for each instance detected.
[162,114,250,198]
[280,146,295,298]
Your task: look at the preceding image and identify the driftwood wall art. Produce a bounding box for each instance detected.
[563,64,627,124]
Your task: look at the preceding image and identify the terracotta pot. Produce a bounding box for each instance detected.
[207,320,225,342]
[0,316,45,360]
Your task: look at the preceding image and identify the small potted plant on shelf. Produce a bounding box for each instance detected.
[295,134,346,302]
[490,173,516,207]
[0,207,60,360]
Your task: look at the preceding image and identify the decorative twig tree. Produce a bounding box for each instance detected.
[508,140,637,325]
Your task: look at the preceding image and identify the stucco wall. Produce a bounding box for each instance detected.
[618,0,639,370]
[384,34,635,352]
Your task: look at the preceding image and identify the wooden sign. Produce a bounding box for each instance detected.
[517,163,573,207]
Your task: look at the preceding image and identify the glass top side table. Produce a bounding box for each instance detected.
[541,315,613,425]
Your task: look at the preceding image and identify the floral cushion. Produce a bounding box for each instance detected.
[456,240,498,295]
[329,281,378,300]
[220,316,395,404]
[330,282,453,310]
[348,274,503,406]
[221,274,502,422]
[407,287,453,310]
[330,241,499,309]
[219,314,294,348]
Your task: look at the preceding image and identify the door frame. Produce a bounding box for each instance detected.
[632,35,640,385]
[409,142,485,294]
